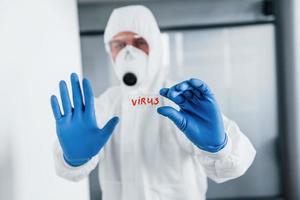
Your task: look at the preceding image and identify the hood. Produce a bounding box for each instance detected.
[104,5,168,94]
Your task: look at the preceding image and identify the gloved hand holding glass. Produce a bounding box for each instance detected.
[157,78,228,153]
[50,73,119,166]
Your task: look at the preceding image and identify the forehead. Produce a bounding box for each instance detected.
[112,31,143,40]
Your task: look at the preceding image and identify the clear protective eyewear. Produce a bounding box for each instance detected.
[109,34,149,53]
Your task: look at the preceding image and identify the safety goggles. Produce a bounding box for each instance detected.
[109,34,148,53]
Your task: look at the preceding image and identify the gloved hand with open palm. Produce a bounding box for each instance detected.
[50,73,119,166]
[157,78,227,153]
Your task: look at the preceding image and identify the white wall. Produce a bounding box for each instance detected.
[0,0,89,200]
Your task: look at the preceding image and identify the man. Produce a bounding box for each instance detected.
[51,5,256,200]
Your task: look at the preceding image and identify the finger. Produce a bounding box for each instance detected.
[160,87,185,105]
[188,78,213,97]
[157,106,186,131]
[160,87,184,100]
[190,88,203,99]
[160,87,184,104]
[173,81,203,102]
[82,78,94,115]
[102,116,120,136]
[71,73,84,111]
[159,88,169,97]
[59,80,72,115]
[50,95,62,121]
[175,81,190,92]
[168,86,185,104]
[182,90,193,99]
[176,81,203,100]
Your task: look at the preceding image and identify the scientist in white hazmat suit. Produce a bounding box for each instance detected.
[50,5,256,200]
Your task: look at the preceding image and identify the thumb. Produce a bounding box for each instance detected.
[157,106,186,131]
[102,116,120,136]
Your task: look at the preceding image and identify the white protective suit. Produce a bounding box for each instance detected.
[53,5,256,200]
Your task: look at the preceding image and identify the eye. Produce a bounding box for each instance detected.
[109,40,126,51]
[135,38,148,47]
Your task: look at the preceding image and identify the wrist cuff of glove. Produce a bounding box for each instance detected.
[63,154,90,167]
[197,133,228,153]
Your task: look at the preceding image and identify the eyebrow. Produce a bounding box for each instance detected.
[135,37,145,41]
[109,39,124,43]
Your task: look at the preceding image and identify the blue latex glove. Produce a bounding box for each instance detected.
[50,73,119,166]
[157,78,227,153]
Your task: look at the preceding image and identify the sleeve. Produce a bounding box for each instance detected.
[52,88,111,182]
[193,115,256,183]
[53,141,103,182]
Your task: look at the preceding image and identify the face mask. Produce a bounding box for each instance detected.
[113,45,148,87]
